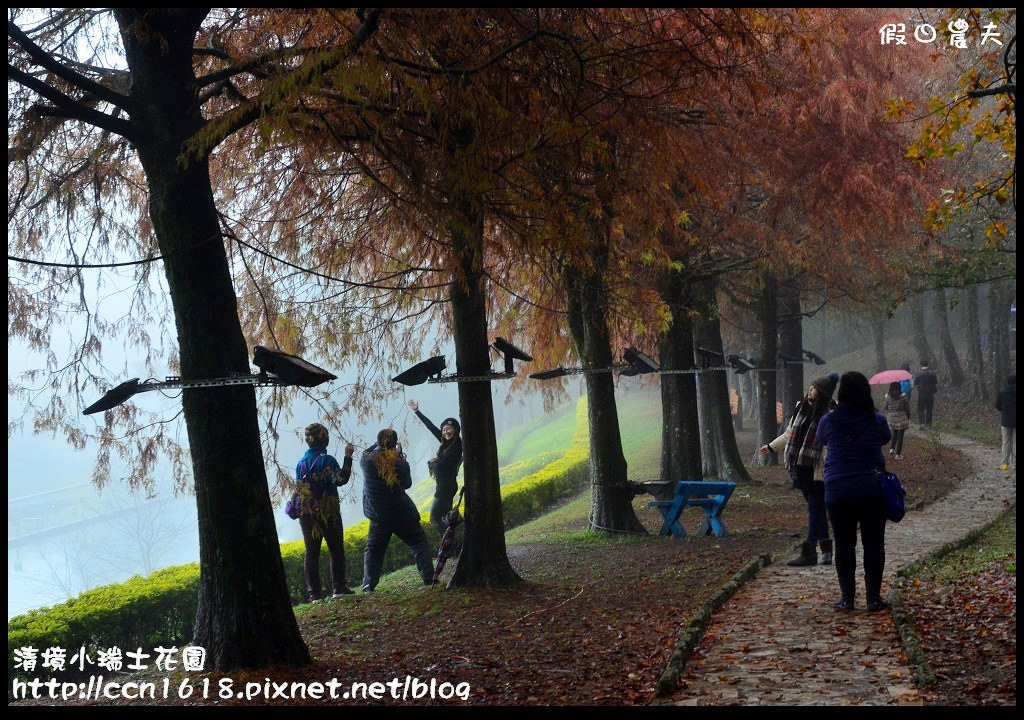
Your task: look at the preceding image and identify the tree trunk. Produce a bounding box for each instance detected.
[119,9,309,669]
[934,287,965,386]
[743,359,758,421]
[871,310,887,374]
[754,273,779,466]
[447,205,521,588]
[565,265,647,533]
[909,293,935,367]
[692,279,754,483]
[988,280,1013,398]
[658,270,703,487]
[965,285,987,400]
[777,276,804,424]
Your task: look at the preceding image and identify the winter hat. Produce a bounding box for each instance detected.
[440,417,461,433]
[304,423,329,449]
[811,371,840,400]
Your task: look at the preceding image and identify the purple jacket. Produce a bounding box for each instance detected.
[817,406,891,504]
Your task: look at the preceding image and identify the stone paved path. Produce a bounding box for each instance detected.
[665,432,1016,706]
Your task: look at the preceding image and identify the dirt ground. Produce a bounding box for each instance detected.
[13,428,990,706]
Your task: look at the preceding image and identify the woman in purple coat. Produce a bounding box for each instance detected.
[817,371,892,612]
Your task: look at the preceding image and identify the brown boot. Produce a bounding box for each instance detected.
[788,541,817,567]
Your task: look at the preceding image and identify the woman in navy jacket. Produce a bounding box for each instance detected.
[817,371,892,612]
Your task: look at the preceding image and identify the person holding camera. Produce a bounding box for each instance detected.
[296,423,355,601]
[359,428,434,591]
[407,400,463,538]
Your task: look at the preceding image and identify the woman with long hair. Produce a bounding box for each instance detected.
[760,372,839,566]
[407,400,463,538]
[817,371,892,612]
[359,428,434,591]
[884,381,911,459]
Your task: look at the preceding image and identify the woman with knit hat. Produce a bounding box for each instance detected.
[407,400,463,539]
[295,422,355,600]
[760,371,840,566]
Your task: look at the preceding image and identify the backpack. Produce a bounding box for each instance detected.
[285,453,325,520]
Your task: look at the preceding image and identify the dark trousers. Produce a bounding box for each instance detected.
[792,466,829,543]
[429,492,454,535]
[430,491,462,553]
[890,428,906,455]
[827,498,887,602]
[917,394,935,426]
[299,499,347,598]
[363,516,433,589]
[801,482,830,543]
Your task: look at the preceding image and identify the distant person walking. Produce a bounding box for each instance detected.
[360,428,434,591]
[407,400,463,539]
[884,382,911,460]
[995,375,1016,472]
[760,372,839,567]
[899,362,913,400]
[914,361,939,427]
[818,371,892,612]
[296,423,355,601]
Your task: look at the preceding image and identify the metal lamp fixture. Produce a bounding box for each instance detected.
[83,347,337,415]
[393,337,533,385]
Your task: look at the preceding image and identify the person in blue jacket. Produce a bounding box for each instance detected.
[359,428,434,592]
[296,423,355,601]
[898,362,913,402]
[817,371,892,612]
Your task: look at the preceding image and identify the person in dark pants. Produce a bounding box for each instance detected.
[914,361,939,427]
[884,382,911,459]
[995,375,1016,472]
[296,423,355,601]
[760,372,839,567]
[360,428,433,591]
[818,372,892,612]
[407,400,463,539]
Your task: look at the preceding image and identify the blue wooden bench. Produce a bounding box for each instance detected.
[648,481,737,538]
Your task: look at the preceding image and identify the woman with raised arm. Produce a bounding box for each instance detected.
[407,400,463,538]
[760,372,839,567]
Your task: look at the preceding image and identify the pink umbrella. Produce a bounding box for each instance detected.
[869,369,913,385]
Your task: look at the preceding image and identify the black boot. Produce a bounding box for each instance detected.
[412,540,435,585]
[835,569,856,611]
[361,544,384,592]
[865,571,886,612]
[788,541,817,567]
[819,538,833,566]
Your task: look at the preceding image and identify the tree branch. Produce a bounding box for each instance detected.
[191,8,381,158]
[8,19,133,110]
[8,64,140,140]
[965,84,1016,99]
[196,43,322,88]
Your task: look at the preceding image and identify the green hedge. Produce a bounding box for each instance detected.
[8,564,200,680]
[9,397,592,676]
